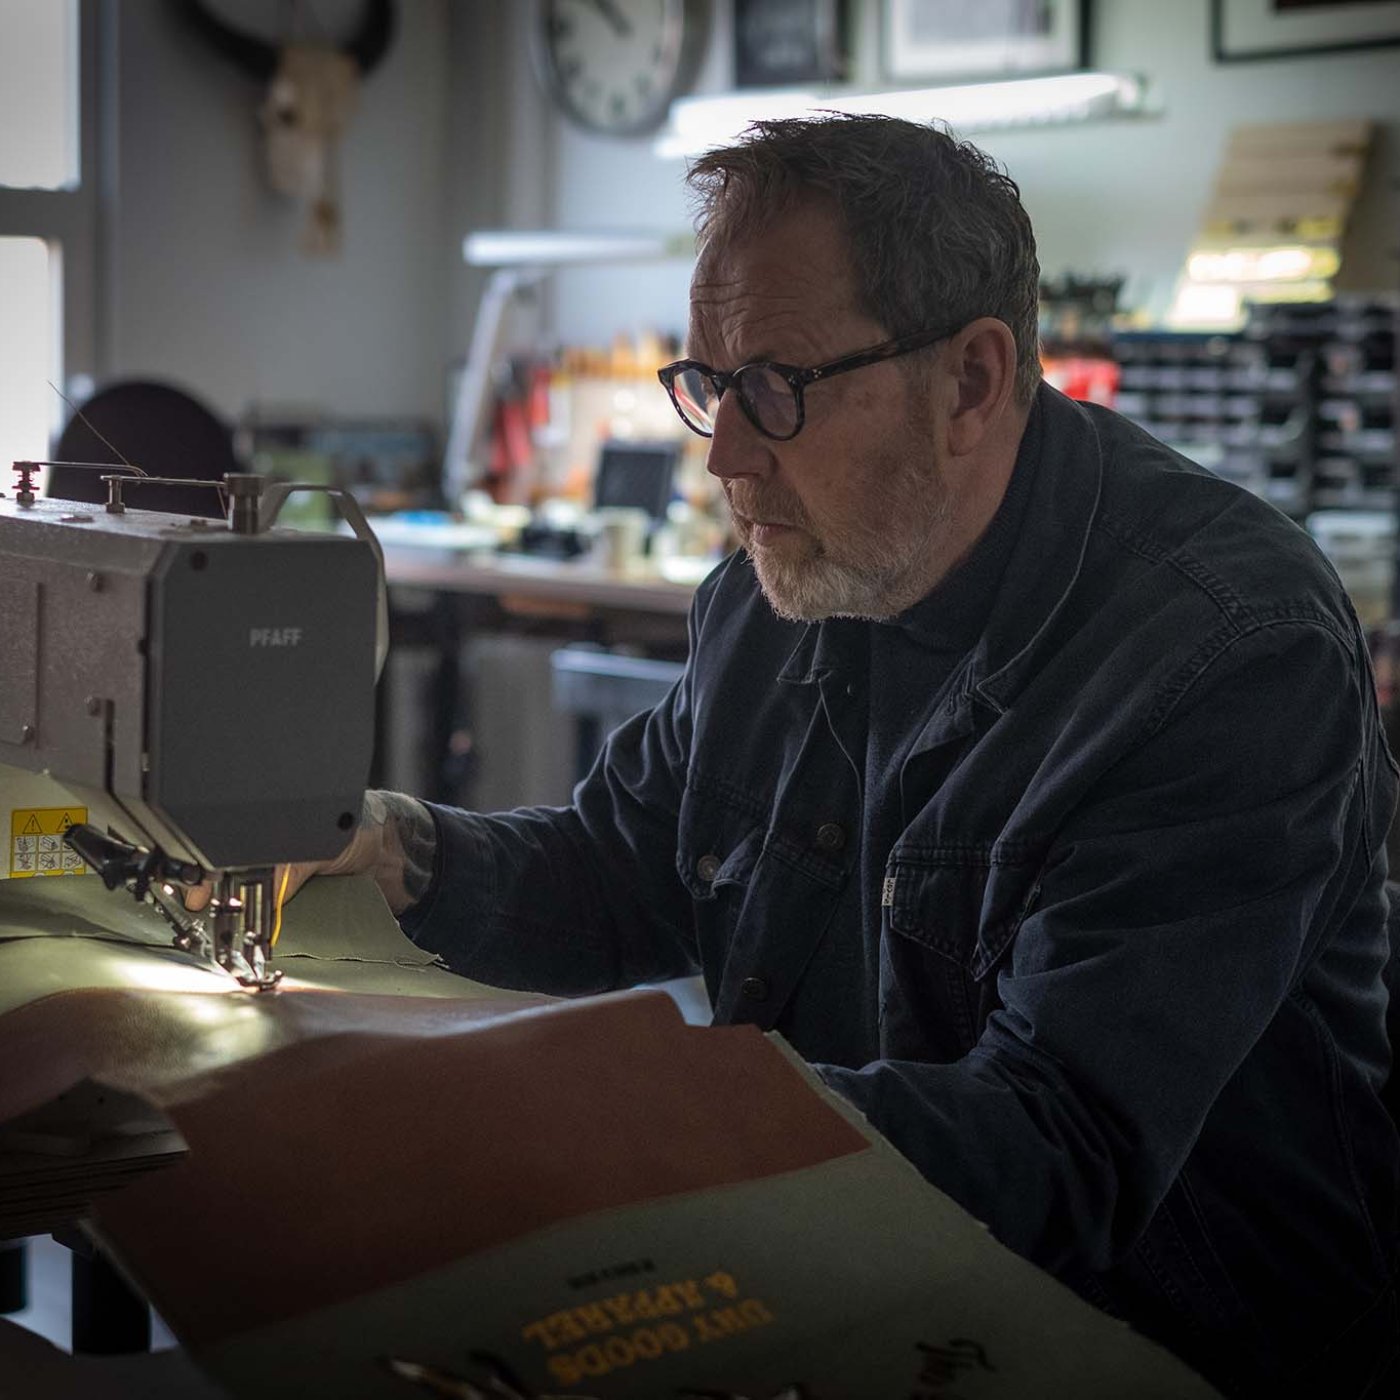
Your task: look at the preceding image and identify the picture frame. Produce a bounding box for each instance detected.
[734,0,849,89]
[1213,0,1400,63]
[881,0,1088,84]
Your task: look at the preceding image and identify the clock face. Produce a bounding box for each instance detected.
[536,0,706,136]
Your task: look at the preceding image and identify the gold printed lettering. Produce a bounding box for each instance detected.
[658,1321,691,1352]
[739,1298,775,1326]
[522,1317,562,1350]
[553,1311,586,1345]
[574,1302,613,1335]
[710,1306,745,1336]
[602,1335,635,1365]
[704,1270,739,1300]
[653,1284,686,1316]
[602,1293,635,1326]
[576,1343,609,1377]
[632,1327,664,1360]
[693,1306,750,1343]
[692,1314,723,1344]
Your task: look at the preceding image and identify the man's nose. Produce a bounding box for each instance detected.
[704,392,772,483]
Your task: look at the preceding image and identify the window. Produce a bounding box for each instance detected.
[0,0,96,489]
[0,238,59,474]
[0,0,79,190]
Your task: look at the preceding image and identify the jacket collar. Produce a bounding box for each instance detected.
[774,384,1103,709]
[971,384,1103,712]
[777,616,848,686]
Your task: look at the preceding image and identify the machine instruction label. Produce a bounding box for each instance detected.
[9,806,88,879]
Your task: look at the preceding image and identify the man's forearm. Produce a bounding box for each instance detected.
[352,790,438,916]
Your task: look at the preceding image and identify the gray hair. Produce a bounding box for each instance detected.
[685,114,1042,406]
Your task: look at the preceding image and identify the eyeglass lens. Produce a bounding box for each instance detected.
[673,365,799,439]
[673,367,720,434]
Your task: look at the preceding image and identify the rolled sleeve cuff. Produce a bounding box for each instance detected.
[395,801,495,955]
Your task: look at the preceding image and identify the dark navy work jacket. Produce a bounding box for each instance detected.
[406,386,1400,1397]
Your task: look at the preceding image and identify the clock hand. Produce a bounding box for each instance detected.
[584,0,633,38]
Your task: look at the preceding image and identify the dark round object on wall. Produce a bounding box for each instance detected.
[47,380,241,518]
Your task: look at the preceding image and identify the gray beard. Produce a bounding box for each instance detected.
[747,479,951,622]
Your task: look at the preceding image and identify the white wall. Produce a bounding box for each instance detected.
[529,0,1400,342]
[983,0,1400,320]
[99,0,1400,424]
[440,0,558,394]
[107,0,452,423]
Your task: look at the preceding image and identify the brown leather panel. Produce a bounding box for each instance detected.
[95,990,867,1348]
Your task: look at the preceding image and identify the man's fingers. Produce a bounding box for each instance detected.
[183,880,212,912]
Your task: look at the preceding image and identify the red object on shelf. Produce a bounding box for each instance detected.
[1042,356,1120,407]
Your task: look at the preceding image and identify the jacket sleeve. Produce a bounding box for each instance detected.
[816,616,1393,1273]
[396,587,714,997]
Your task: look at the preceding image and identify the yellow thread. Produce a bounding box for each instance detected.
[271,865,291,948]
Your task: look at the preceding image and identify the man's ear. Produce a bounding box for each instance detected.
[944,317,1020,457]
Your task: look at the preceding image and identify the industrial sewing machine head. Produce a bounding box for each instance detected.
[0,463,386,989]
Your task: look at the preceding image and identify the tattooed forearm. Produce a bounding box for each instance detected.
[360,789,438,915]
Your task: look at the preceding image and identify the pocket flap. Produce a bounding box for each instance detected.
[886,846,1040,980]
[677,818,764,901]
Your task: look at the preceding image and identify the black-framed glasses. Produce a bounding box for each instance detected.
[657,323,959,442]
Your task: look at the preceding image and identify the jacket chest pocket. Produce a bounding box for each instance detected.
[880,846,1042,1056]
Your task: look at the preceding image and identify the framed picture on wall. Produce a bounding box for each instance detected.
[1213,0,1400,62]
[734,0,849,88]
[881,0,1088,83]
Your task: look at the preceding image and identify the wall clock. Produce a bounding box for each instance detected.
[534,0,711,137]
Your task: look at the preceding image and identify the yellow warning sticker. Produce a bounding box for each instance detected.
[9,807,89,878]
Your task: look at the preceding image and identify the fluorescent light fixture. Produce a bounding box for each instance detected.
[1167,283,1243,330]
[1186,245,1340,284]
[655,72,1148,158]
[1171,243,1341,327]
[464,229,694,268]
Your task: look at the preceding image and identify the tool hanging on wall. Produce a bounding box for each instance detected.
[180,0,397,256]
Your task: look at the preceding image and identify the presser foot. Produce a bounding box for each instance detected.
[209,870,284,993]
[235,967,284,993]
[63,825,283,990]
[230,940,284,993]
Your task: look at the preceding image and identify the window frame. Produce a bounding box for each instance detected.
[0,0,105,436]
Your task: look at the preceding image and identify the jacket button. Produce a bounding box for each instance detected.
[815,822,845,852]
[740,976,769,1002]
[696,853,721,883]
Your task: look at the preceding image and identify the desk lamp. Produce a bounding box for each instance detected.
[443,229,694,509]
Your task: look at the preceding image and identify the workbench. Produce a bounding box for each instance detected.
[375,547,702,804]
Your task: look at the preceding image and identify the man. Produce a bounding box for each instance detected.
[278,118,1400,1395]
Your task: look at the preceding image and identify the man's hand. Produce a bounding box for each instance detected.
[182,790,438,917]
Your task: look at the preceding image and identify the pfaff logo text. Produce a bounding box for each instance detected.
[249,627,304,647]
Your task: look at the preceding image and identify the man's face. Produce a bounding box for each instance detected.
[688,202,951,622]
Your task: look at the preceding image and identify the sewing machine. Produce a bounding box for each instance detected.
[0,464,385,989]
